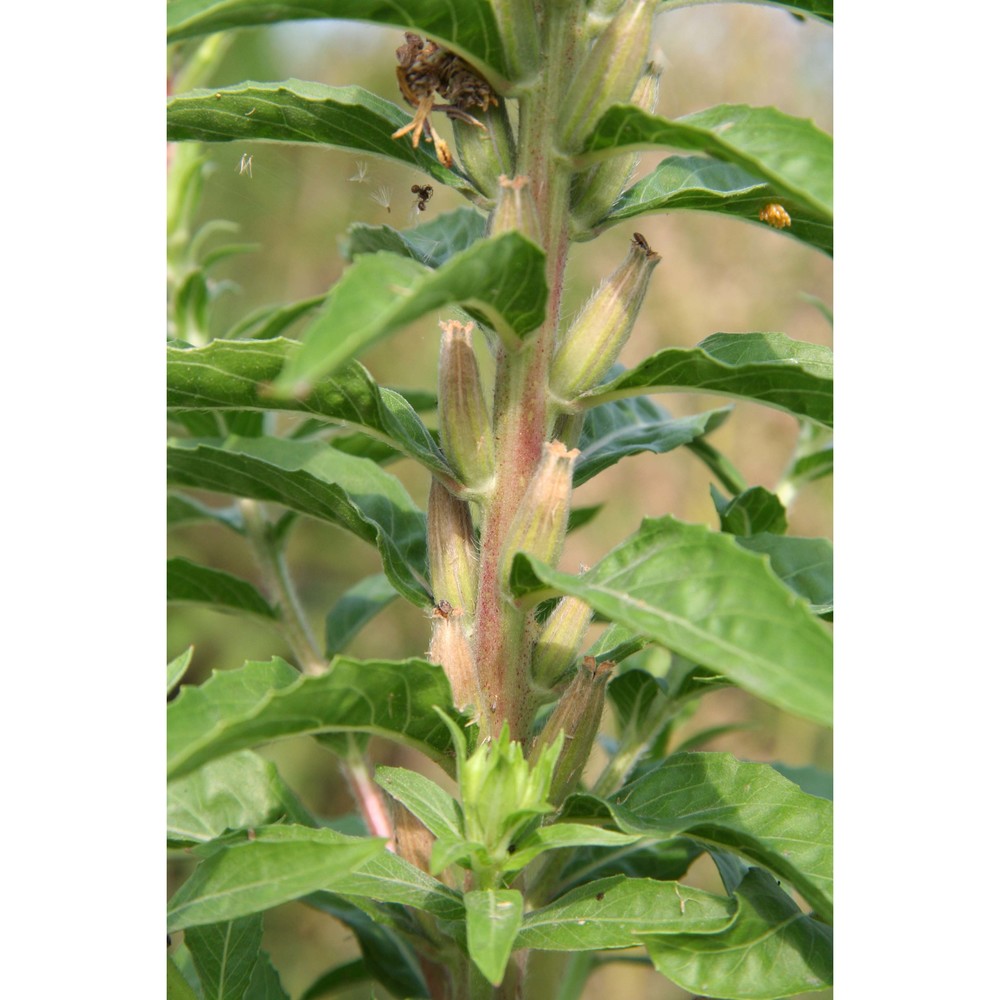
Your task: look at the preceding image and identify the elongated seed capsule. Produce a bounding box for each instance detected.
[452,100,516,200]
[427,478,479,614]
[557,0,658,153]
[549,234,661,404]
[493,0,540,82]
[530,656,615,805]
[498,441,579,591]
[489,174,543,243]
[571,53,664,230]
[531,593,594,690]
[438,320,495,494]
[428,601,483,714]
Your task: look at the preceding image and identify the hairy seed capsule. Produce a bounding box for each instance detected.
[489,175,543,243]
[427,478,479,614]
[494,0,541,80]
[438,320,495,494]
[557,0,658,153]
[452,100,516,200]
[531,592,594,690]
[530,656,615,805]
[428,602,482,714]
[549,235,661,404]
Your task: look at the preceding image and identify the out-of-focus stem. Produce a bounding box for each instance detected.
[343,737,395,845]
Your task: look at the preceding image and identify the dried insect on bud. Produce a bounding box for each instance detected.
[631,232,653,255]
[391,32,499,168]
[411,184,434,211]
[759,203,792,229]
[432,598,455,619]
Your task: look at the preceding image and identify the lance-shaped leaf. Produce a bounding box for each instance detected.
[737,534,833,616]
[168,492,245,533]
[576,333,833,429]
[273,235,547,391]
[168,750,315,847]
[602,753,832,923]
[504,823,644,872]
[555,838,704,894]
[325,573,399,657]
[167,557,277,621]
[168,646,194,695]
[466,890,524,986]
[167,957,199,1000]
[166,0,510,84]
[644,868,833,999]
[579,104,831,220]
[375,765,464,841]
[166,436,431,606]
[167,825,387,931]
[712,485,788,536]
[245,951,290,1000]
[509,515,832,726]
[226,295,325,341]
[515,875,736,951]
[185,914,262,1000]
[575,396,732,486]
[167,338,453,479]
[344,207,487,269]
[167,81,476,193]
[167,655,464,780]
[658,1,832,26]
[599,155,832,256]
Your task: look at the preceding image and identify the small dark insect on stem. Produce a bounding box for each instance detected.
[631,231,654,255]
[595,892,605,901]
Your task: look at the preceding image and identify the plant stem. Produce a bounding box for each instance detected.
[239,499,326,675]
[342,736,395,843]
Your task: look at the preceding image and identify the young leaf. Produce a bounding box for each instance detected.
[599,155,832,256]
[167,338,453,480]
[510,515,832,727]
[168,646,194,695]
[225,295,325,341]
[603,752,832,923]
[465,890,524,986]
[167,825,388,931]
[166,0,510,84]
[325,573,399,657]
[167,82,477,193]
[344,207,487,269]
[167,957,200,1000]
[736,534,833,616]
[712,485,789,536]
[167,750,314,847]
[504,823,644,872]
[168,656,465,780]
[375,765,464,841]
[272,234,547,391]
[167,557,277,621]
[515,875,736,951]
[574,397,732,486]
[643,868,833,999]
[579,104,832,220]
[576,333,833,429]
[185,914,262,1000]
[166,437,431,607]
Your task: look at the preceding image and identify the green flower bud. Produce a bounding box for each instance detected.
[494,0,540,82]
[549,234,661,405]
[499,441,579,591]
[531,593,594,690]
[571,53,664,230]
[438,320,495,494]
[489,175,543,244]
[557,0,657,153]
[427,478,479,615]
[428,600,483,715]
[530,656,615,805]
[461,722,563,858]
[452,100,517,201]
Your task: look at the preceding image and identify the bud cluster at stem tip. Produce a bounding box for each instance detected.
[549,233,661,404]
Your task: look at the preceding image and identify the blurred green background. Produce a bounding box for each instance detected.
[168,6,832,998]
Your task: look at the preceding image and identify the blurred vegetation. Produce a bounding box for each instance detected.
[167,8,831,998]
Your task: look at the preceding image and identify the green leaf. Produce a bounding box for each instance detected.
[607,669,667,735]
[575,396,732,486]
[301,896,428,999]
[167,825,387,931]
[771,763,833,801]
[601,155,832,256]
[658,0,832,25]
[325,573,399,657]
[579,105,832,219]
[168,492,245,533]
[166,437,431,607]
[510,515,832,726]
[644,868,833,999]
[245,950,290,999]
[167,81,476,194]
[505,823,644,872]
[299,960,367,1000]
[167,338,452,479]
[736,534,833,616]
[273,234,547,391]
[712,485,788,536]
[166,0,510,83]
[343,207,487,269]
[168,750,314,847]
[603,753,832,923]
[578,333,833,428]
[169,646,195,695]
[465,890,524,986]
[515,875,736,951]
[168,656,464,780]
[168,557,277,621]
[168,957,201,1000]
[554,839,703,895]
[185,914,262,1000]
[567,504,603,534]
[225,295,326,341]
[375,766,464,841]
